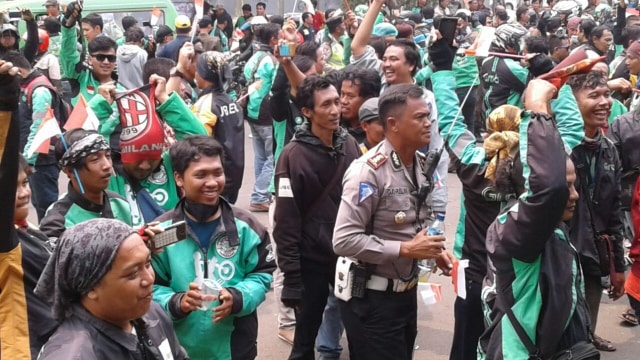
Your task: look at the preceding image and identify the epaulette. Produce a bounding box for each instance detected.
[367,152,387,170]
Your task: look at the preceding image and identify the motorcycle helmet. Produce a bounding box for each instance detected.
[492,24,529,54]
[553,1,581,18]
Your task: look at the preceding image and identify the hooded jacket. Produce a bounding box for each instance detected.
[273,123,361,280]
[116,44,147,90]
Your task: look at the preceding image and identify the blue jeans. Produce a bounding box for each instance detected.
[30,163,60,222]
[249,122,273,204]
[316,287,344,359]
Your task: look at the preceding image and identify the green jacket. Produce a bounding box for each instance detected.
[244,48,277,121]
[152,200,275,360]
[100,93,208,227]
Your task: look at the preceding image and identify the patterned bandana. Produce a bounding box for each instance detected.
[484,105,522,182]
[59,133,109,168]
[196,51,230,89]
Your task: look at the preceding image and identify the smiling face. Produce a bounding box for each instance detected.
[574,84,612,132]
[14,168,31,223]
[382,45,415,85]
[175,155,226,207]
[89,49,116,81]
[84,234,154,329]
[302,86,341,133]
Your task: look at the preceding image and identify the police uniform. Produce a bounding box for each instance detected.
[332,139,434,360]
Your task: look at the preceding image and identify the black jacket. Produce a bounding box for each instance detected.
[606,109,640,209]
[569,136,626,276]
[273,124,360,278]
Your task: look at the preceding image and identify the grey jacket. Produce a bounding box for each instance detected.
[116,44,147,90]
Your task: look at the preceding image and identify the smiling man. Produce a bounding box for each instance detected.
[151,136,275,360]
[340,66,381,144]
[36,219,188,360]
[274,75,360,359]
[39,130,132,243]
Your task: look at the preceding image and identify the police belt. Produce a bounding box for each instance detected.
[366,274,418,293]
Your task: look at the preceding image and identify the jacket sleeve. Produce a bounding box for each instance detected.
[608,146,627,273]
[23,87,53,164]
[156,92,207,139]
[495,111,570,263]
[270,66,290,123]
[60,26,82,80]
[432,71,487,171]
[605,118,623,164]
[423,88,449,213]
[87,94,121,142]
[228,224,275,316]
[349,45,383,79]
[551,84,585,153]
[272,146,304,277]
[39,200,68,244]
[22,19,39,64]
[151,249,189,321]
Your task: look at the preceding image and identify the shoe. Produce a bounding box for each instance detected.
[249,202,270,212]
[278,327,295,345]
[592,335,616,352]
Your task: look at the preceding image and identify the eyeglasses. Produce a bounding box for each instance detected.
[91,54,117,63]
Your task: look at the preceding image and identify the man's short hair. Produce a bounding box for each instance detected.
[496,9,509,21]
[44,16,61,34]
[121,15,138,32]
[292,55,316,74]
[302,12,313,22]
[525,36,549,54]
[387,39,421,76]
[296,40,320,57]
[143,57,175,83]
[567,71,608,92]
[124,26,145,43]
[3,51,31,71]
[257,2,266,9]
[342,66,382,100]
[256,23,280,45]
[296,75,336,113]
[170,136,225,176]
[422,6,434,20]
[579,18,597,38]
[621,26,640,48]
[242,4,251,11]
[516,6,529,22]
[379,84,425,130]
[82,13,103,31]
[269,15,284,27]
[88,36,117,54]
[548,34,568,51]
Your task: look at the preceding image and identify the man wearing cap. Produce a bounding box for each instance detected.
[323,10,346,72]
[157,14,193,60]
[190,51,245,204]
[213,4,234,40]
[0,9,38,63]
[236,4,253,29]
[39,129,132,244]
[358,97,384,153]
[35,219,188,360]
[44,0,64,22]
[154,25,174,57]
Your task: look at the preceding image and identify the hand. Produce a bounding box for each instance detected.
[428,31,457,72]
[179,282,205,313]
[281,279,303,313]
[150,74,169,104]
[212,288,233,323]
[177,42,195,73]
[344,10,356,28]
[97,81,116,104]
[21,8,34,22]
[523,79,556,112]
[282,19,299,43]
[608,78,632,93]
[609,272,626,300]
[64,1,82,28]
[435,251,456,276]
[139,221,164,254]
[400,228,446,260]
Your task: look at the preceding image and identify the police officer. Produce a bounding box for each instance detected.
[332,35,458,360]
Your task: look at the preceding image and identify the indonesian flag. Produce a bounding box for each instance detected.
[539,56,606,90]
[194,0,204,22]
[419,283,442,306]
[451,260,469,300]
[27,107,61,158]
[64,95,99,131]
[151,7,162,27]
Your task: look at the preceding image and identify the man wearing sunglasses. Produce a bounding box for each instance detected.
[549,35,571,66]
[60,1,124,106]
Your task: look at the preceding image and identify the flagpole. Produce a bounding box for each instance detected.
[58,133,86,195]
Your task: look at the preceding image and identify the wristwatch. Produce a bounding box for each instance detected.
[170,67,185,79]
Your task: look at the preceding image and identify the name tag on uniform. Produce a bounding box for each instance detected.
[158,339,174,360]
[278,178,294,198]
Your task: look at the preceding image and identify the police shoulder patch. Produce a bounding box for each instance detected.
[367,152,388,170]
[359,182,376,203]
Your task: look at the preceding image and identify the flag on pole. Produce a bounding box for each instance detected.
[194,0,204,21]
[451,259,469,300]
[63,95,99,131]
[150,7,162,27]
[419,283,442,306]
[27,107,61,158]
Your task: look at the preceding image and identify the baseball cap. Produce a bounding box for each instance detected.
[43,0,59,6]
[175,15,192,29]
[325,9,345,27]
[359,98,380,123]
[155,25,173,40]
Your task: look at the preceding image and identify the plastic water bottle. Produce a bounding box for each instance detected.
[418,213,445,282]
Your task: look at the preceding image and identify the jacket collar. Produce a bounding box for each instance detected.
[66,182,115,218]
[292,122,350,155]
[71,304,140,352]
[171,197,240,247]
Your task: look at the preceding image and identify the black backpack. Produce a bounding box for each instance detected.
[25,75,72,129]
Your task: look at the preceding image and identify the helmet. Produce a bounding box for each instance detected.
[38,29,49,53]
[492,24,528,54]
[595,3,612,24]
[0,23,19,37]
[553,1,581,18]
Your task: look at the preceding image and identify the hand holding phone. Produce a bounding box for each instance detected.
[138,220,187,251]
[438,17,458,46]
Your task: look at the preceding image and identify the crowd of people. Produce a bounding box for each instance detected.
[1,0,640,359]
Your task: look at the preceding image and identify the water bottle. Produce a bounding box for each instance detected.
[418,213,446,282]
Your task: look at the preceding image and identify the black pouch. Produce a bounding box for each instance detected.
[549,341,600,360]
[594,234,613,276]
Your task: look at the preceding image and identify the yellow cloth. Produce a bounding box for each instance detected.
[483,105,522,182]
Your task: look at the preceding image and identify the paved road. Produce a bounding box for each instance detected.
[36,123,639,359]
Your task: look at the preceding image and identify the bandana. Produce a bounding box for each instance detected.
[34,219,136,321]
[117,85,165,164]
[59,133,109,168]
[196,51,230,91]
[484,105,522,182]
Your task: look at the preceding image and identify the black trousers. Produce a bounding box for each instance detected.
[455,85,478,137]
[449,280,485,360]
[339,287,417,360]
[288,267,332,360]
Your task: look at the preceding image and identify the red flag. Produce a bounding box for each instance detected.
[538,56,606,90]
[64,95,99,131]
[27,107,61,157]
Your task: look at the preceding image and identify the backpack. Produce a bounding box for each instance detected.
[25,75,72,129]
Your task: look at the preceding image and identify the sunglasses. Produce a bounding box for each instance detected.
[91,54,117,63]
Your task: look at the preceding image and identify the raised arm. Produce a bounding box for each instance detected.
[351,0,385,58]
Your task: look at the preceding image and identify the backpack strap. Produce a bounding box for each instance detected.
[25,76,57,110]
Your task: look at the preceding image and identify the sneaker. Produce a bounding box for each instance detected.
[249,202,270,212]
[278,327,295,345]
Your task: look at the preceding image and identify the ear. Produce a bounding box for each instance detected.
[301,107,314,119]
[386,117,399,132]
[174,171,184,188]
[86,288,99,300]
[62,166,73,179]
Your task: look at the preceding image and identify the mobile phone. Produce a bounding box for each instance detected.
[9,11,21,20]
[151,221,187,249]
[438,17,458,46]
[279,42,296,57]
